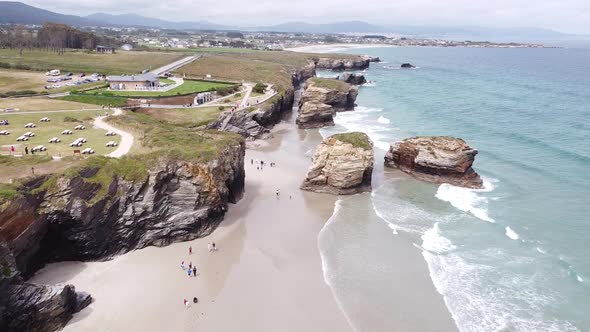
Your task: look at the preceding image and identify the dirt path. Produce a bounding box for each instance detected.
[93,109,134,158]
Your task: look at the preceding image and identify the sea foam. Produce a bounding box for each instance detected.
[505,226,520,240]
[377,116,391,124]
[435,179,496,223]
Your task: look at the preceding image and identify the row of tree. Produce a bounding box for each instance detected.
[0,23,121,53]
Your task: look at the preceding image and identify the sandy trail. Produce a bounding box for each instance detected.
[93,108,133,158]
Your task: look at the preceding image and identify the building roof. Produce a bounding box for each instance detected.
[107,73,158,82]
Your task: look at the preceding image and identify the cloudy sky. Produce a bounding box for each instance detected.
[25,0,590,34]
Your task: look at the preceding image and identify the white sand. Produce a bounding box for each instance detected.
[31,118,352,332]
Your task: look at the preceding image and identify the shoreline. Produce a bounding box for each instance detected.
[287,43,395,54]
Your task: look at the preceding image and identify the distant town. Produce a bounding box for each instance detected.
[0,23,545,52]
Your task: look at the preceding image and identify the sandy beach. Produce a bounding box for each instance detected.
[287,43,395,54]
[31,113,353,332]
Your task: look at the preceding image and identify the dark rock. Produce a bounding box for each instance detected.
[314,57,371,71]
[339,73,367,85]
[401,63,416,68]
[384,136,483,188]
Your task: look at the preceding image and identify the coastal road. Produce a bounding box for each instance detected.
[94,108,134,158]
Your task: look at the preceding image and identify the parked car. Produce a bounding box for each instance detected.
[79,73,86,78]
[0,130,9,135]
[81,148,95,154]
[76,138,87,143]
[39,117,50,122]
[61,130,73,135]
[23,132,35,137]
[105,131,117,136]
[48,137,61,143]
[66,72,73,77]
[106,141,118,147]
[74,125,86,130]
[32,145,47,152]
[24,123,36,128]
[16,135,29,141]
[69,140,83,147]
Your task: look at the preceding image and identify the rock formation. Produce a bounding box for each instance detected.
[296,78,358,129]
[0,241,91,332]
[314,56,371,71]
[339,73,367,85]
[361,55,381,63]
[301,132,374,195]
[401,63,416,68]
[0,140,245,331]
[384,136,483,188]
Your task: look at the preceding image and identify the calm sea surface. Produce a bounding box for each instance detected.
[317,46,590,332]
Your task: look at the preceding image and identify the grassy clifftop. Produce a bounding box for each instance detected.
[331,132,372,150]
[309,77,350,93]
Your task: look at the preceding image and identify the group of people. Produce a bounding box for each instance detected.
[181,242,219,309]
[251,159,277,171]
[0,119,9,125]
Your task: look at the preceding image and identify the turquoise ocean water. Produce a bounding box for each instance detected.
[317,47,590,331]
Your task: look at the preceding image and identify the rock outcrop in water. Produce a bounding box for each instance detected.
[301,132,374,195]
[339,73,367,85]
[384,136,483,188]
[0,140,245,331]
[296,78,358,129]
[401,63,416,69]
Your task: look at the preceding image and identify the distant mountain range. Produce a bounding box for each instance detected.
[0,1,587,43]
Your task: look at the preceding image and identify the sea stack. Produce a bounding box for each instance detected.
[339,73,367,85]
[296,78,358,129]
[401,63,416,68]
[301,132,374,195]
[384,136,483,189]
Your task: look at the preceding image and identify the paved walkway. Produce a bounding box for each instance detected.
[152,56,199,75]
[94,109,134,158]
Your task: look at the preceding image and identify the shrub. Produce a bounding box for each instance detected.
[214,85,240,96]
[0,62,10,68]
[218,106,225,111]
[14,64,31,70]
[253,82,266,94]
[63,116,80,122]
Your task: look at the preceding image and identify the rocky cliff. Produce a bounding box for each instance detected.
[296,78,358,129]
[384,136,483,188]
[314,55,376,71]
[301,132,374,195]
[0,139,245,332]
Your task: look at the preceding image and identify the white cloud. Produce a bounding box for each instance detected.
[23,0,590,33]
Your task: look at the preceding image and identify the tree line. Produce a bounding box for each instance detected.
[0,22,122,53]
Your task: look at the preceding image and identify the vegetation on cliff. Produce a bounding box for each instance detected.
[309,77,351,93]
[331,132,372,150]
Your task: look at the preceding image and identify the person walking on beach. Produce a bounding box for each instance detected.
[181,261,185,270]
[276,189,280,198]
[188,268,192,277]
[24,146,28,155]
[193,266,197,277]
[189,246,192,255]
[251,159,253,165]
[184,299,189,309]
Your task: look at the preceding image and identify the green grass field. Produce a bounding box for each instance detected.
[139,107,222,126]
[58,94,129,107]
[0,110,120,156]
[0,49,185,75]
[310,77,351,93]
[84,80,235,98]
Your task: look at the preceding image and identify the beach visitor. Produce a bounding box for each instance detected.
[251,159,253,165]
[24,146,28,155]
[31,167,34,175]
[184,299,189,309]
[10,145,14,155]
[193,297,198,303]
[189,246,192,255]
[212,242,217,251]
[189,262,192,270]
[188,269,192,277]
[193,266,197,277]
[276,189,280,198]
[181,261,185,270]
[257,166,259,171]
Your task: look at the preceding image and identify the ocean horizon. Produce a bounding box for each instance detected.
[317,46,590,332]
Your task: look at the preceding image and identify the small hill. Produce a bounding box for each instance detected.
[85,13,234,31]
